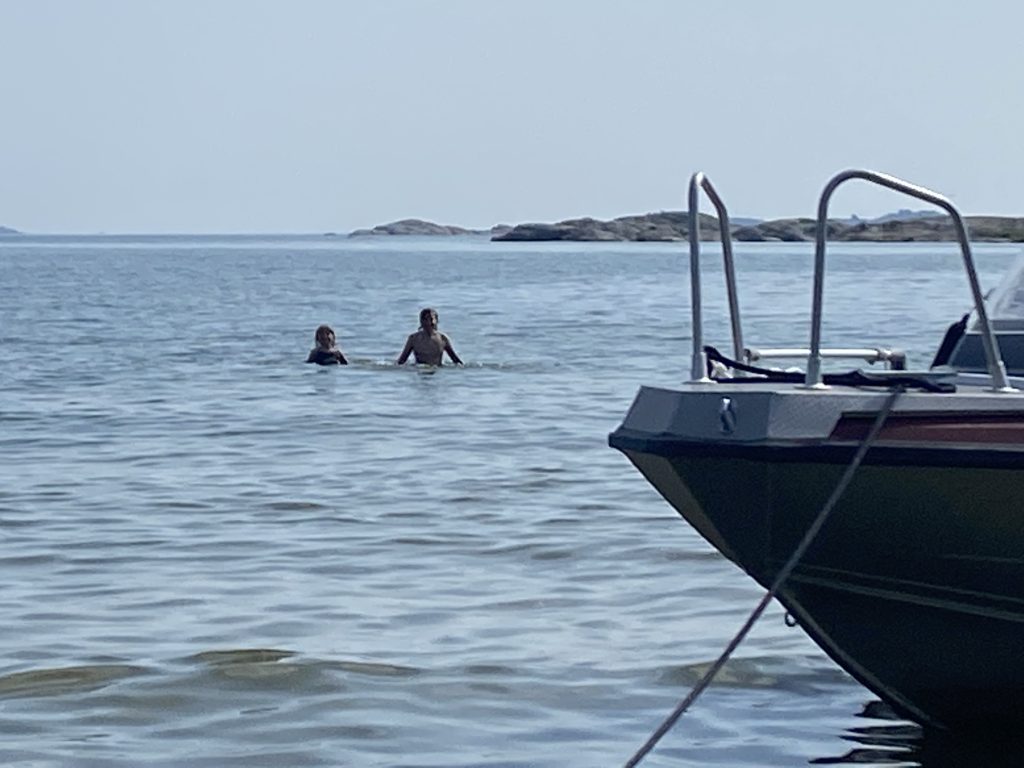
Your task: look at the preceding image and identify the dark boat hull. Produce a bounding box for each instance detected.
[611,395,1024,729]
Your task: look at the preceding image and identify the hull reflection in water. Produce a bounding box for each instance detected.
[812,701,1024,766]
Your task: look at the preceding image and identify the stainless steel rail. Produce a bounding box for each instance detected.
[749,347,906,369]
[688,172,743,382]
[805,169,1013,391]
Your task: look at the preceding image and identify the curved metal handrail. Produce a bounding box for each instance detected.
[688,172,743,382]
[805,169,1013,392]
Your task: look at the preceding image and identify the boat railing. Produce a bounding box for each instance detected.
[749,347,906,370]
[688,172,743,382]
[686,173,902,382]
[805,169,1012,392]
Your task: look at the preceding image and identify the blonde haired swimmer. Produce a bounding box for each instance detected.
[306,324,348,365]
[396,308,463,366]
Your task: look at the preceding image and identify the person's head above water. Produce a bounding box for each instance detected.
[314,324,336,350]
[419,307,438,331]
[307,324,348,365]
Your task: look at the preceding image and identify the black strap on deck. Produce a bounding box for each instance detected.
[703,345,955,393]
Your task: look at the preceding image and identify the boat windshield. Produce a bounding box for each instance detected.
[945,254,1024,374]
[978,254,1024,331]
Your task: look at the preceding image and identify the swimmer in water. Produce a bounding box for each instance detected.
[396,307,463,366]
[306,324,348,365]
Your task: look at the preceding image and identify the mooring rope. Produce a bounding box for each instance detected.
[622,386,904,768]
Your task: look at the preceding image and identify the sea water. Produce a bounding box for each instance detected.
[0,235,1020,767]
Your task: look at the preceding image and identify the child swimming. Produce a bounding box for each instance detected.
[306,324,349,365]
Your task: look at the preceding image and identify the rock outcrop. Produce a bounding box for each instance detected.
[493,212,1024,243]
[348,212,1024,243]
[349,219,486,237]
[492,211,721,242]
[836,216,1024,242]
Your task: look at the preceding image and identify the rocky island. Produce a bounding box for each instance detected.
[493,211,1024,243]
[349,212,1024,243]
[0,225,19,235]
[349,218,511,238]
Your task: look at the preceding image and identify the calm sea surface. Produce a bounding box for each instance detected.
[1,234,1021,767]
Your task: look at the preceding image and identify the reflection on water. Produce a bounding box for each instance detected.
[813,700,1024,767]
[0,664,145,698]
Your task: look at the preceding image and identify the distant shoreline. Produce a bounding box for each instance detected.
[348,219,512,238]
[7,212,1024,242]
[349,213,1024,243]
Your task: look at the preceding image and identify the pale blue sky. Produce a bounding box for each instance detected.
[2,0,1022,233]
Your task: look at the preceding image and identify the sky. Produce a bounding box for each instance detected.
[2,0,1023,233]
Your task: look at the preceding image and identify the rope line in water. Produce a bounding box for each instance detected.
[622,386,904,768]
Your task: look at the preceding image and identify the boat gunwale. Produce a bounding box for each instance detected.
[609,428,1024,467]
